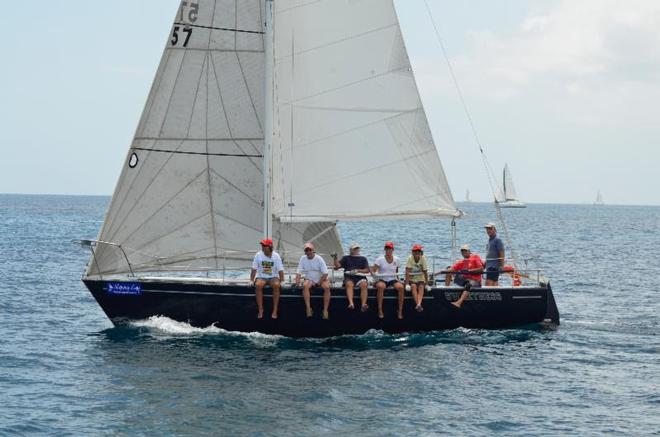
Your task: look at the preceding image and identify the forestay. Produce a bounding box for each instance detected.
[86,0,342,277]
[271,0,459,221]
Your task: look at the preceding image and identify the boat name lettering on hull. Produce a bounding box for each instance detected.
[444,291,502,301]
[105,282,142,296]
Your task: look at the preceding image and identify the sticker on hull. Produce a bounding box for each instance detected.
[105,282,142,296]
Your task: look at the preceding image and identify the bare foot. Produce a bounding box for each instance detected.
[257,312,264,319]
[306,307,313,318]
[361,304,369,312]
[348,303,355,310]
[322,310,329,320]
[451,302,462,309]
[397,312,403,320]
[378,311,384,319]
[271,312,278,319]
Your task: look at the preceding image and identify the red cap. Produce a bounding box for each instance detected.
[260,239,273,247]
[304,242,314,250]
[384,241,394,249]
[412,244,423,252]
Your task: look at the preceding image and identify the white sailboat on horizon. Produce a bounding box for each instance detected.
[594,190,605,205]
[496,164,526,208]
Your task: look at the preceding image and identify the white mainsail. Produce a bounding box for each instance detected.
[86,0,459,277]
[87,0,341,277]
[270,0,458,221]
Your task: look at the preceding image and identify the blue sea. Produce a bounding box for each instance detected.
[1,194,658,436]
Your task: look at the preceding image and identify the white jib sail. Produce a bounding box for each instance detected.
[86,0,343,277]
[270,0,459,222]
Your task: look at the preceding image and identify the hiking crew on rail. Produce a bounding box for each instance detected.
[251,222,509,319]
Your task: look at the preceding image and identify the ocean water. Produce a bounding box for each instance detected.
[1,194,658,436]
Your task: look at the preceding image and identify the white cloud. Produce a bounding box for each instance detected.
[453,0,660,107]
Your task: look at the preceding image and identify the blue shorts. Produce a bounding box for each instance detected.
[486,267,500,281]
[344,275,367,286]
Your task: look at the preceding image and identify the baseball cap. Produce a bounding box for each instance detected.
[384,241,394,249]
[349,242,360,250]
[304,242,314,250]
[260,239,273,247]
[460,244,470,251]
[484,222,496,229]
[412,244,423,252]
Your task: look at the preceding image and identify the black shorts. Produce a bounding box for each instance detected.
[344,275,367,286]
[486,267,500,281]
[376,279,400,287]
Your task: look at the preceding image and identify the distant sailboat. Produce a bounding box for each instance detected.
[496,164,526,208]
[594,190,605,205]
[465,189,472,203]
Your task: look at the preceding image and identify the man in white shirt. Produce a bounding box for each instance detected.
[295,242,331,319]
[372,241,405,319]
[250,239,285,319]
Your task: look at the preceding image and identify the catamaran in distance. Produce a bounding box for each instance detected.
[78,0,559,337]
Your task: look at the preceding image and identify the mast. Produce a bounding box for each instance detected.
[263,0,274,238]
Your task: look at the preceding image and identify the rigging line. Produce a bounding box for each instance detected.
[423,0,518,268]
[130,148,262,159]
[173,22,265,35]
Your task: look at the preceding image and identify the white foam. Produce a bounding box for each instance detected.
[129,316,284,344]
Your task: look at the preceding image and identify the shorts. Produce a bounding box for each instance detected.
[486,267,500,281]
[453,275,481,288]
[344,275,367,286]
[376,279,400,287]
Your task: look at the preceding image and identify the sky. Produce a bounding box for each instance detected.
[1,0,659,205]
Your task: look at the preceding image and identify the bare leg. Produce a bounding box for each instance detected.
[376,282,385,318]
[271,279,281,319]
[410,283,419,308]
[452,283,471,308]
[345,280,355,309]
[303,280,313,317]
[255,279,265,318]
[322,280,330,319]
[416,283,425,311]
[360,280,369,311]
[445,274,452,286]
[395,282,404,319]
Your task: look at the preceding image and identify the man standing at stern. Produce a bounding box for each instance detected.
[484,223,505,286]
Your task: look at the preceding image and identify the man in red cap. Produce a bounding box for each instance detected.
[372,241,404,319]
[250,238,285,319]
[295,242,331,319]
[441,244,484,308]
[405,244,429,312]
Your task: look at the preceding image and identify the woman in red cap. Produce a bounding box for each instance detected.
[250,238,284,319]
[372,241,404,319]
[405,244,429,312]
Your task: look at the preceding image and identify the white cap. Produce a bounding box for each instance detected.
[349,242,361,251]
[484,222,496,229]
[460,244,470,251]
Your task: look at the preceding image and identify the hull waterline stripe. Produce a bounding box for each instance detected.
[512,295,542,299]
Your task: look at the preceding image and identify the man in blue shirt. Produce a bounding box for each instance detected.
[484,223,505,286]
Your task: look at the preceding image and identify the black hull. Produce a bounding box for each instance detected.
[82,279,559,338]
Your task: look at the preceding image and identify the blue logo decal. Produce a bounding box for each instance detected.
[105,282,142,296]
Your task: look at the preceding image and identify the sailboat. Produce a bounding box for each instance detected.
[80,0,558,337]
[465,189,472,203]
[496,164,526,208]
[594,190,605,205]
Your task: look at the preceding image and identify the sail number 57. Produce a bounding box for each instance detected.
[171,26,192,47]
